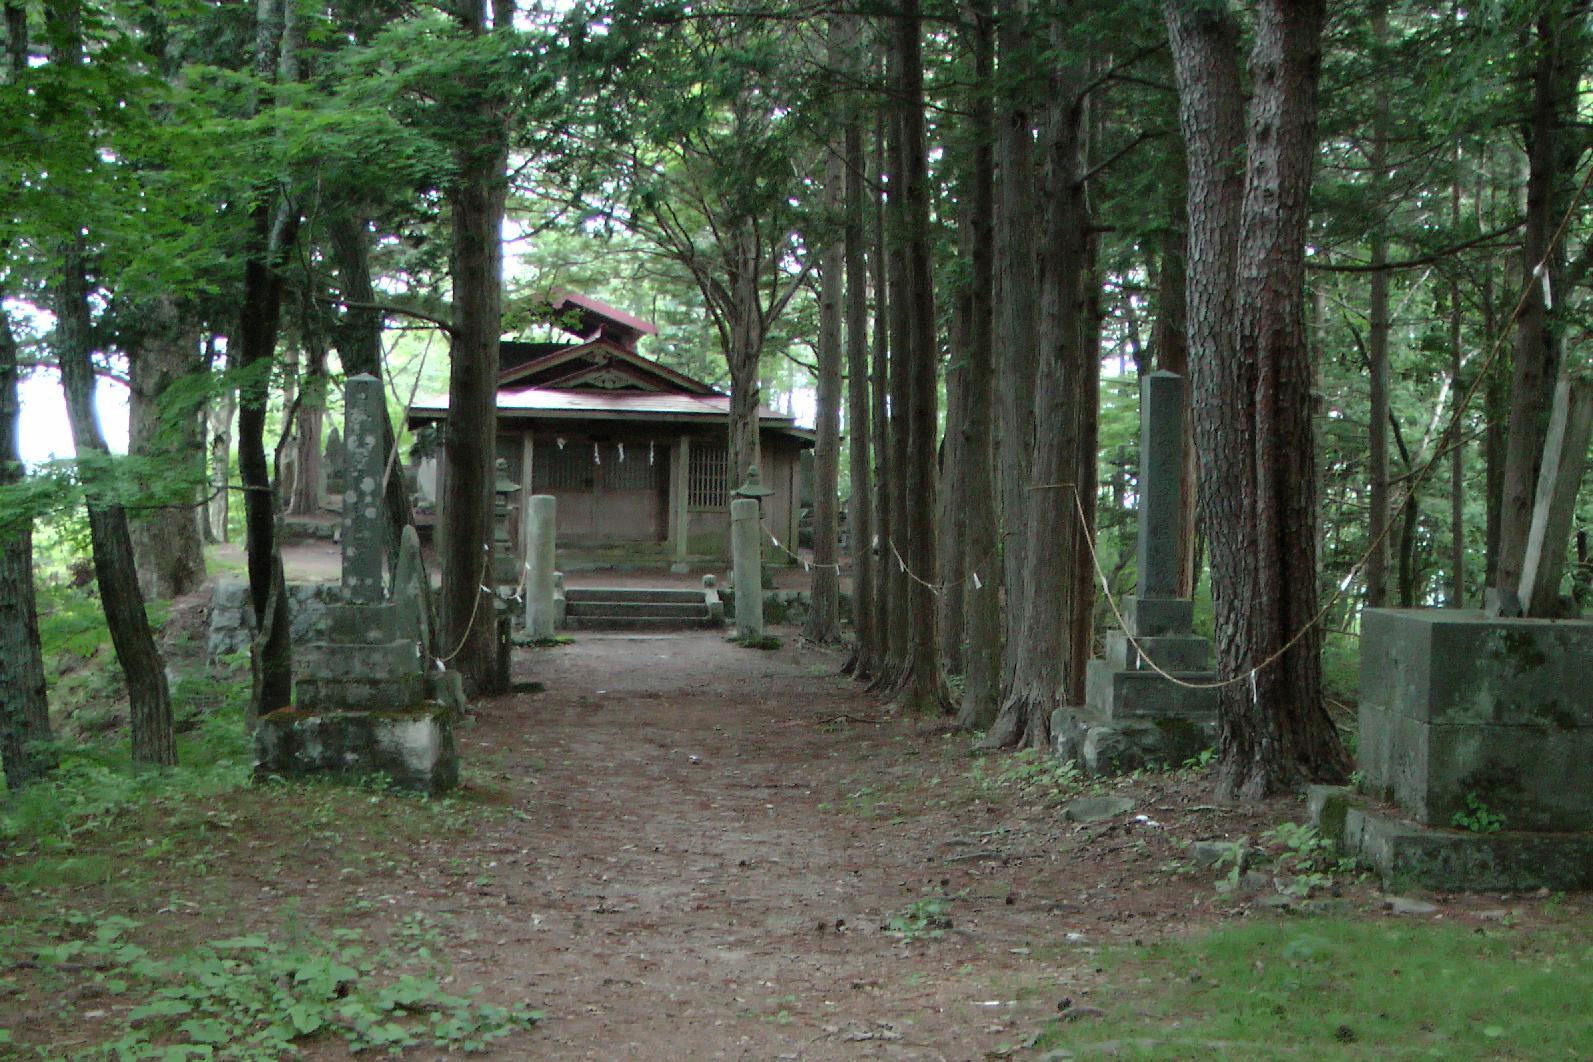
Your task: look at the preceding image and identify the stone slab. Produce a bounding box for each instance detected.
[1124,596,1194,638]
[340,374,387,605]
[1135,370,1186,601]
[325,603,406,646]
[1358,702,1593,832]
[1051,706,1215,776]
[1105,630,1210,672]
[254,705,458,795]
[1310,786,1593,892]
[1361,609,1593,728]
[1084,659,1219,720]
[295,673,428,713]
[297,639,423,683]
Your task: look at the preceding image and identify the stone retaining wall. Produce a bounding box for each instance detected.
[207,579,343,663]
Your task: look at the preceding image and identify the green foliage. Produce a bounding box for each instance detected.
[883,889,961,943]
[18,915,537,1059]
[731,633,782,651]
[1034,917,1593,1060]
[969,747,1087,803]
[1451,792,1506,834]
[1260,822,1359,898]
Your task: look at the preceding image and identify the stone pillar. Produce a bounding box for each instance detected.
[731,497,763,639]
[341,374,385,605]
[1135,370,1185,604]
[525,494,557,640]
[671,435,691,573]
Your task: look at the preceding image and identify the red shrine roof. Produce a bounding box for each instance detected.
[406,293,811,442]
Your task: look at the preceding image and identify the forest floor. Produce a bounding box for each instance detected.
[3,612,1591,1060]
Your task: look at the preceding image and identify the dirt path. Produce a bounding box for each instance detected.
[428,629,1253,1060]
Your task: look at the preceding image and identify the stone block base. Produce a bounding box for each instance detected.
[1310,785,1593,892]
[253,705,459,794]
[1084,659,1220,719]
[1051,707,1215,775]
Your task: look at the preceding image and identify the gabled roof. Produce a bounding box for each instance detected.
[498,339,719,396]
[548,291,658,344]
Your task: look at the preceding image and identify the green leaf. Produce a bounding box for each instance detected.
[288,1002,325,1036]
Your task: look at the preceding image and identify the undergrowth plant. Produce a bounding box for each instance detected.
[12,913,538,1058]
[1451,792,1506,834]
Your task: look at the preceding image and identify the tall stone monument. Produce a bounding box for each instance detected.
[1052,371,1217,773]
[253,375,460,794]
[524,494,557,641]
[730,498,763,640]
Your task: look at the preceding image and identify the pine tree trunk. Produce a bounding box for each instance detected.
[993,0,1038,709]
[286,323,327,516]
[987,26,1088,749]
[127,297,207,600]
[890,0,947,713]
[1165,0,1348,798]
[1449,161,1466,607]
[806,96,844,643]
[936,317,967,674]
[206,383,234,545]
[843,73,875,675]
[1495,6,1582,606]
[867,118,893,678]
[956,0,1001,731]
[0,306,53,788]
[1364,0,1391,609]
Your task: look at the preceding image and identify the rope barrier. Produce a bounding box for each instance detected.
[435,545,494,667]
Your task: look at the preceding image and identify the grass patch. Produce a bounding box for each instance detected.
[1035,916,1592,1059]
[730,633,782,650]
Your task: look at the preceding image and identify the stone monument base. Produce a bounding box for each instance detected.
[253,704,459,795]
[1310,785,1593,892]
[1051,706,1215,775]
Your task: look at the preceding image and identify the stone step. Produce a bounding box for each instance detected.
[565,586,703,605]
[1105,630,1211,671]
[565,600,708,619]
[563,614,720,632]
[1084,658,1220,720]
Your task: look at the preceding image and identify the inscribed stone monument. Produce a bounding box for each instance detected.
[1052,371,1217,773]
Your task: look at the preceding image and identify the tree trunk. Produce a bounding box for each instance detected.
[58,241,177,766]
[1449,160,1466,607]
[206,362,233,545]
[236,0,298,721]
[936,313,967,674]
[993,0,1038,711]
[440,0,512,696]
[807,79,844,642]
[286,318,327,516]
[955,0,1001,731]
[987,19,1089,749]
[1495,5,1583,606]
[0,306,53,788]
[49,0,175,767]
[1364,0,1391,609]
[884,0,946,713]
[843,64,875,676]
[1165,0,1348,798]
[0,7,54,788]
[127,297,207,600]
[867,116,892,678]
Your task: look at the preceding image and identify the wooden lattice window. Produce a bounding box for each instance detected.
[688,443,728,509]
[532,441,594,492]
[601,443,661,491]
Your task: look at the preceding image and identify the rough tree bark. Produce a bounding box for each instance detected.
[1494,4,1585,606]
[1449,159,1466,606]
[1164,0,1349,798]
[0,305,54,788]
[867,117,892,678]
[236,0,298,719]
[843,54,875,675]
[49,0,175,767]
[955,0,1002,731]
[807,28,845,644]
[889,0,948,713]
[127,297,207,600]
[0,4,54,789]
[205,376,233,545]
[1364,0,1391,609]
[992,0,1038,712]
[439,0,513,696]
[986,10,1089,749]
